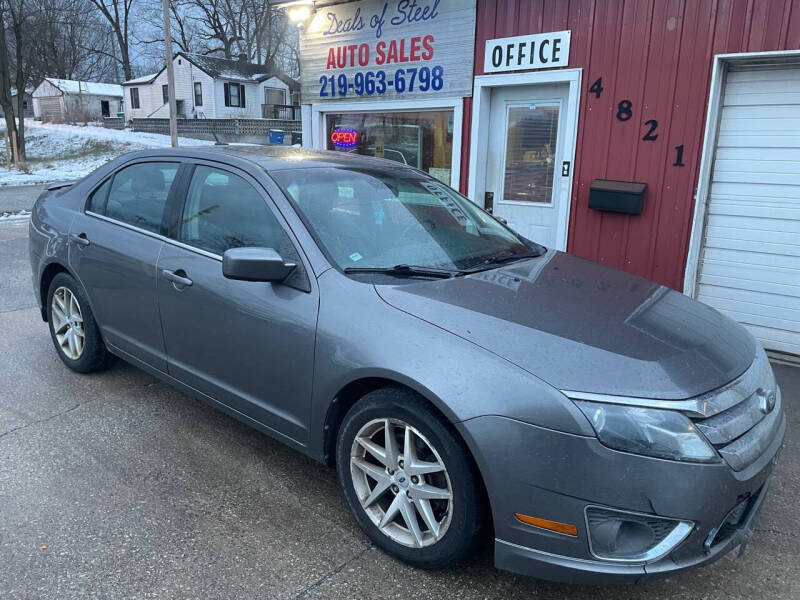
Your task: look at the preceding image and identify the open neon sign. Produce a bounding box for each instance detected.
[330,127,359,148]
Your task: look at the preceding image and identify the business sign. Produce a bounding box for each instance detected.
[484,31,571,73]
[330,127,359,148]
[299,0,476,102]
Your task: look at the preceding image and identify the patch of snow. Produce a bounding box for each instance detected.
[123,73,158,85]
[0,208,31,222]
[0,120,214,186]
[42,78,122,97]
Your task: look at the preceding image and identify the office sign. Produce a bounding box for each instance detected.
[299,0,476,102]
[484,31,571,73]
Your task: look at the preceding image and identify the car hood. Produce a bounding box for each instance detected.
[375,250,755,400]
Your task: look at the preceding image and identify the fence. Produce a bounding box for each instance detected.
[129,117,302,145]
[102,117,125,130]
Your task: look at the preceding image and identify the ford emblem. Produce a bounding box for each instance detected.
[757,388,777,414]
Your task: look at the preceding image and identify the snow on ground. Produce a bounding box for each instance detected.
[0,120,214,186]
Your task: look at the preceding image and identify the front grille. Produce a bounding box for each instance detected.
[690,349,782,471]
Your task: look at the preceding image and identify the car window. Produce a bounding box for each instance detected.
[273,167,531,272]
[86,177,112,214]
[91,162,178,234]
[180,165,286,256]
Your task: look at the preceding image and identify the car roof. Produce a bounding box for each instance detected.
[119,145,411,173]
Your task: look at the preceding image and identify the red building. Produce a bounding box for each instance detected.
[297,0,800,358]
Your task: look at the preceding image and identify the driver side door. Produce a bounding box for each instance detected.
[157,161,318,444]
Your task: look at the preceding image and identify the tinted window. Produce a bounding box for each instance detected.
[98,162,178,233]
[180,166,285,256]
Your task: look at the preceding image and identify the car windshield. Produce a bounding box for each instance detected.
[271,166,539,273]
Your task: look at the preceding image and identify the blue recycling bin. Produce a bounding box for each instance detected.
[269,130,285,145]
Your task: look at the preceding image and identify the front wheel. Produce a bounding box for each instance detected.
[336,388,482,569]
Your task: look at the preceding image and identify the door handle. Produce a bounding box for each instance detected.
[69,232,90,247]
[162,269,193,287]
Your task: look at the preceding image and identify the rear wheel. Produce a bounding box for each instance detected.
[336,388,482,569]
[47,272,108,373]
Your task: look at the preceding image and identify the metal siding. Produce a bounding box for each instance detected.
[464,0,800,290]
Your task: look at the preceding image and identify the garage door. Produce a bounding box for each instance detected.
[38,97,62,120]
[696,64,800,357]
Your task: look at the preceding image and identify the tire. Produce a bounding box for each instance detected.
[46,272,109,373]
[336,387,482,569]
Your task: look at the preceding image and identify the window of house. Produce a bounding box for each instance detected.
[224,83,245,108]
[162,84,169,105]
[194,82,203,107]
[180,166,284,255]
[264,87,285,106]
[89,162,178,234]
[130,87,140,109]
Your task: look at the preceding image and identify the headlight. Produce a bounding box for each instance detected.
[574,401,719,463]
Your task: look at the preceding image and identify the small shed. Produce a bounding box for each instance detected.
[32,78,123,122]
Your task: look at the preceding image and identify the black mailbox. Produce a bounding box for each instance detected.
[589,179,647,215]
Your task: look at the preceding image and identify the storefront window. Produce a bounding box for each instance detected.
[326,111,454,184]
[503,104,559,203]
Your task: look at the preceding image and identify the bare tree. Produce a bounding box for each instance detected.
[27,0,118,82]
[0,2,19,155]
[1,0,33,160]
[87,0,134,80]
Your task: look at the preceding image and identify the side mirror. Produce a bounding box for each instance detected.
[222,247,296,283]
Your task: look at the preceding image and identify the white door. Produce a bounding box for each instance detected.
[695,64,800,356]
[485,83,572,248]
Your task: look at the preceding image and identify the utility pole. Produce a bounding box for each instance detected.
[161,0,178,147]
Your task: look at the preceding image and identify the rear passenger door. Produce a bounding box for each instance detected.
[157,162,319,444]
[69,160,183,371]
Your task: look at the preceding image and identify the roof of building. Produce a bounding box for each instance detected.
[42,78,123,97]
[121,52,299,89]
[123,73,159,85]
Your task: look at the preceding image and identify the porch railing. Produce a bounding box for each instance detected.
[261,104,300,120]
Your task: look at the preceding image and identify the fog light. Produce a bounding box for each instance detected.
[585,506,693,563]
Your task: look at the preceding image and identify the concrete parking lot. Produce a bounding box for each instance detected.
[1,188,798,599]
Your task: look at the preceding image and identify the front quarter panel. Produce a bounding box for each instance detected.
[307,271,594,461]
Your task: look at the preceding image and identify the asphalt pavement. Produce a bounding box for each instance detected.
[0,184,46,213]
[0,186,798,599]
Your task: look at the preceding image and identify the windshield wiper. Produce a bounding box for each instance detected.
[464,251,543,273]
[343,264,456,279]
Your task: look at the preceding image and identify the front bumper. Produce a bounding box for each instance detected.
[456,412,785,585]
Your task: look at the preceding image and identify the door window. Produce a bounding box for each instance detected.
[179,166,286,256]
[88,162,178,234]
[502,104,560,203]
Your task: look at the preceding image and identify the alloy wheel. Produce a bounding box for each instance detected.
[350,418,453,548]
[51,286,85,360]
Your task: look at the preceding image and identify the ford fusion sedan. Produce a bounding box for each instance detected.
[29,147,785,584]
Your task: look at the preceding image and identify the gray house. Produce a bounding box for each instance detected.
[0,87,33,118]
[32,78,123,121]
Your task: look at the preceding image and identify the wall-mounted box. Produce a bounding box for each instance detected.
[589,179,647,215]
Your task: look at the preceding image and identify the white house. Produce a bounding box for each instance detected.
[32,78,123,121]
[122,53,298,121]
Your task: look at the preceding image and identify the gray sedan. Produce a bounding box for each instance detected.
[28,146,785,584]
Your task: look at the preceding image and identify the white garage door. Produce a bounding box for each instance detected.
[38,97,62,120]
[696,64,800,357]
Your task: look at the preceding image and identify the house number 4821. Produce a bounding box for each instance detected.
[590,78,685,167]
